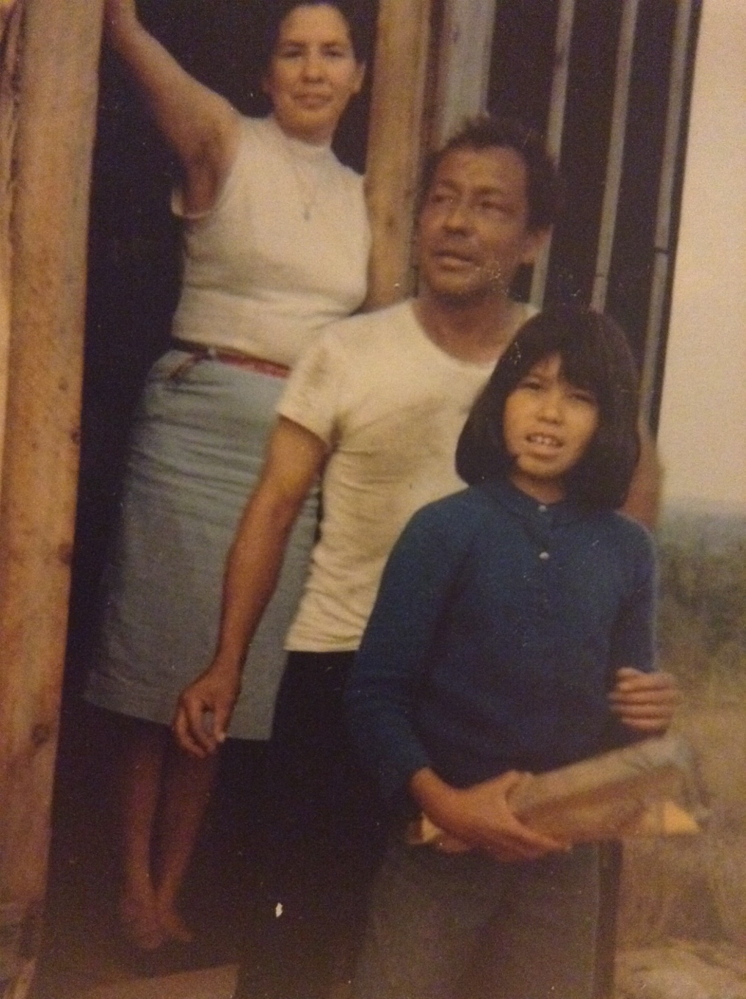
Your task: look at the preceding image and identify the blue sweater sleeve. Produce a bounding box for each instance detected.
[345,499,474,805]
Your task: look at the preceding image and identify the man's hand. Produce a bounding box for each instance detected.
[172,665,240,757]
[608,667,680,734]
[172,418,326,758]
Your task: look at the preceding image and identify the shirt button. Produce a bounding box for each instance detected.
[539,550,550,560]
[538,505,548,513]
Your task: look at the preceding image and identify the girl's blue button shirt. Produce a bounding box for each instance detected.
[347,478,656,805]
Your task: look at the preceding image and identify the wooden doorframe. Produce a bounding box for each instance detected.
[365,0,438,307]
[364,0,498,307]
[0,0,472,992]
[0,1,103,994]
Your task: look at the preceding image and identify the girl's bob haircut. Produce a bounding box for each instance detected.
[456,307,641,510]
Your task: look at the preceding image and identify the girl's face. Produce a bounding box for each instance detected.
[263,4,365,144]
[503,353,599,504]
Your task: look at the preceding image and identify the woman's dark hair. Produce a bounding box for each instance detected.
[456,307,641,510]
[260,0,375,69]
[419,116,561,233]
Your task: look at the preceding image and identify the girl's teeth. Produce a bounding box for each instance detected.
[529,434,559,446]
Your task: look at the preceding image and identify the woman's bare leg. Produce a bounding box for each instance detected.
[153,741,220,942]
[118,718,169,950]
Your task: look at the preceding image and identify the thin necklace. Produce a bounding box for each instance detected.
[273,124,331,221]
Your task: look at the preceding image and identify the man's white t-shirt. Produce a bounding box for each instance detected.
[277,299,536,652]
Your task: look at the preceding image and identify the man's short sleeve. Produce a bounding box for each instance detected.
[276,330,345,447]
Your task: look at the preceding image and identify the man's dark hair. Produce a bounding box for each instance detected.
[419,116,560,232]
[456,307,641,510]
[261,0,375,69]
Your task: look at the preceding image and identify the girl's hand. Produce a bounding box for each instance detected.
[449,772,569,861]
[411,769,568,863]
[608,667,680,733]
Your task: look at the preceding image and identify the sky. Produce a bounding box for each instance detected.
[658,0,746,513]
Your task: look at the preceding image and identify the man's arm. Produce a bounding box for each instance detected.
[173,417,327,757]
[621,420,661,528]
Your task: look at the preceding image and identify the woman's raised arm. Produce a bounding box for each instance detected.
[104,0,242,213]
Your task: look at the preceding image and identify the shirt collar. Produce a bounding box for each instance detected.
[477,477,587,527]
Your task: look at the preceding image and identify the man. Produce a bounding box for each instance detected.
[174,117,675,999]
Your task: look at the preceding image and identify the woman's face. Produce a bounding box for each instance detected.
[263,4,365,144]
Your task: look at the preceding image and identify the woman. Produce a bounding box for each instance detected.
[84,0,371,952]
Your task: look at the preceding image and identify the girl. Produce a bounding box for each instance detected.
[345,307,674,999]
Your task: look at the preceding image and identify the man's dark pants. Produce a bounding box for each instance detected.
[234,651,388,999]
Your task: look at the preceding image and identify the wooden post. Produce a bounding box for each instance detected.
[0,1,103,995]
[364,0,438,308]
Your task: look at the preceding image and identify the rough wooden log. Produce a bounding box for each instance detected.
[0,0,103,994]
[364,0,437,308]
[0,1,21,489]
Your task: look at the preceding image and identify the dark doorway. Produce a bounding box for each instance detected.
[37,4,374,995]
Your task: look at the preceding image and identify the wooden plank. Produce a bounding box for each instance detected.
[639,0,697,428]
[364,0,437,307]
[407,735,699,850]
[432,0,497,145]
[591,0,641,310]
[529,0,575,307]
[0,0,103,994]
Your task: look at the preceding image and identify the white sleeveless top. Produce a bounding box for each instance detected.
[171,115,370,367]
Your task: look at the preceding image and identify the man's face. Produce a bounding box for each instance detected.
[417,146,546,303]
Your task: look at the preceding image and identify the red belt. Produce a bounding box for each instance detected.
[170,339,290,380]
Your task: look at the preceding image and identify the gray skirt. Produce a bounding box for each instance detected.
[84,349,318,739]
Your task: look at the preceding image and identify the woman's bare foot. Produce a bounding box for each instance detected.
[118,895,166,952]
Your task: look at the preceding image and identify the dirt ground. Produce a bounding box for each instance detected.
[28,701,262,999]
[27,699,746,999]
